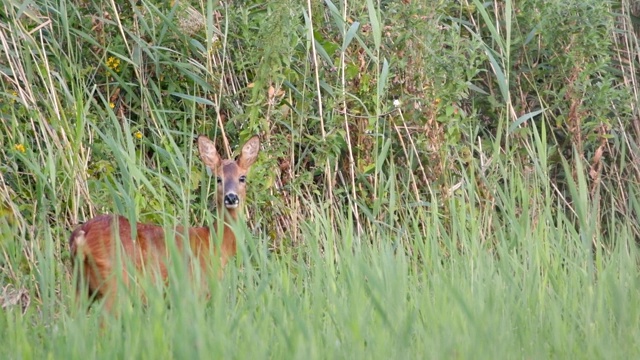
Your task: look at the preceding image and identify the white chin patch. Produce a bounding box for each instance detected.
[225,203,239,209]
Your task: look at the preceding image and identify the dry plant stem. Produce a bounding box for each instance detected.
[305,0,325,138]
[6,26,46,169]
[614,2,640,178]
[73,132,94,224]
[607,2,640,215]
[38,31,70,155]
[340,0,363,237]
[128,12,158,141]
[618,1,639,125]
[493,0,517,123]
[392,121,420,200]
[109,0,132,71]
[398,109,430,195]
[305,0,334,223]
[370,0,381,201]
[213,3,231,156]
[293,98,303,245]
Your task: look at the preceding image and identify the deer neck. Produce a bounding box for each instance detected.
[214,206,240,258]
[221,207,239,223]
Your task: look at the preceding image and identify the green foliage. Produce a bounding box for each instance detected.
[1,0,640,357]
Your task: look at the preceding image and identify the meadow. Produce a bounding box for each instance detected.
[2,0,640,358]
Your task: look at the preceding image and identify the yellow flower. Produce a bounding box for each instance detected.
[109,102,115,109]
[14,144,26,153]
[106,56,121,72]
[134,131,143,139]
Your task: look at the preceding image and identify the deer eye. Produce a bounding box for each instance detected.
[239,176,246,183]
[216,177,222,184]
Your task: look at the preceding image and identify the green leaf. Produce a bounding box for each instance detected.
[366,0,381,49]
[342,21,360,52]
[509,109,545,134]
[169,92,215,106]
[377,58,389,100]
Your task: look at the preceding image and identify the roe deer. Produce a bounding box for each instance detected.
[69,135,260,311]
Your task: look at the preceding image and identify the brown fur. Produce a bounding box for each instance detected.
[69,135,260,311]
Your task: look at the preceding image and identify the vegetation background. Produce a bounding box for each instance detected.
[1,0,640,358]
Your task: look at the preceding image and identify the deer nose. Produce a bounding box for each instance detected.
[224,193,240,208]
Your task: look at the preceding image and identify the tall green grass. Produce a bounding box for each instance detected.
[3,150,640,358]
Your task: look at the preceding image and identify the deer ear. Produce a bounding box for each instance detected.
[238,136,260,169]
[197,135,221,170]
